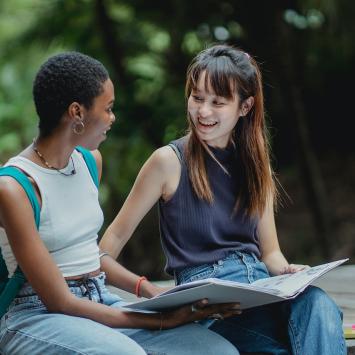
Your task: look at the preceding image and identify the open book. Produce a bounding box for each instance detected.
[124,258,348,312]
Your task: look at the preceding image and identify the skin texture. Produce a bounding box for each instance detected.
[0,77,241,330]
[100,74,308,301]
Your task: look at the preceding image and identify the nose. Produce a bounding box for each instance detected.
[198,102,212,118]
[111,111,116,123]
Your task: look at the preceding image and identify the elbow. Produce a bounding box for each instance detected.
[44,293,77,314]
[100,229,127,258]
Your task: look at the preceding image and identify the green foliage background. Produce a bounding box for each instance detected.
[1,0,354,278]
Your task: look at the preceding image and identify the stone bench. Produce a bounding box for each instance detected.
[109,265,355,354]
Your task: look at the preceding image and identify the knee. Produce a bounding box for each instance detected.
[176,324,239,355]
[201,336,239,355]
[91,336,146,355]
[204,343,239,355]
[103,344,146,355]
[295,286,343,326]
[305,287,340,312]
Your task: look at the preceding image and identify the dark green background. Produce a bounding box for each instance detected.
[0,0,354,279]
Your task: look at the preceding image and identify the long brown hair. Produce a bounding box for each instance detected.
[185,44,277,217]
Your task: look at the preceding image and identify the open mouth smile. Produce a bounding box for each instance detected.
[198,118,218,127]
[103,126,112,135]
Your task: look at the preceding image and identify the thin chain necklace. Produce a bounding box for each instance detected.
[32,139,76,176]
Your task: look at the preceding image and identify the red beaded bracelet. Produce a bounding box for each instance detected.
[135,276,147,298]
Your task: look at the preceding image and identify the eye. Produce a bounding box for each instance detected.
[213,100,226,106]
[192,95,203,102]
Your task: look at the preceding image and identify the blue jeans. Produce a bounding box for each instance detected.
[0,273,239,355]
[176,251,346,355]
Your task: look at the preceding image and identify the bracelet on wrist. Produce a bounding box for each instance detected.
[135,276,147,298]
[99,251,109,259]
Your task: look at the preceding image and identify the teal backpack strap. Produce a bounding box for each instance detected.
[0,166,40,318]
[75,146,99,188]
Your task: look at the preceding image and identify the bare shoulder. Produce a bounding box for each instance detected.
[0,175,26,196]
[0,176,30,226]
[90,149,102,164]
[149,146,180,174]
[90,149,102,181]
[0,176,30,208]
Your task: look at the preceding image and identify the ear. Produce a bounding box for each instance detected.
[240,96,254,117]
[68,102,84,121]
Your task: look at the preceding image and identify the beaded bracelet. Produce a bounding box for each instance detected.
[135,276,147,298]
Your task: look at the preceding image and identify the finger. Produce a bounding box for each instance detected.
[222,310,242,318]
[280,266,290,274]
[289,264,310,272]
[207,308,243,321]
[194,299,209,309]
[207,313,225,320]
[209,302,241,312]
[296,264,310,271]
[189,299,209,314]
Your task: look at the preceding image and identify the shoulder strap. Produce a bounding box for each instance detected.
[75,146,99,188]
[0,166,40,318]
[168,143,182,163]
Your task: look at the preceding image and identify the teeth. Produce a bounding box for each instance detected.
[198,119,217,126]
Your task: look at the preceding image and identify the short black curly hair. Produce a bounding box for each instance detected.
[33,52,109,137]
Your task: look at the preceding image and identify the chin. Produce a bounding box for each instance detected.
[78,141,100,151]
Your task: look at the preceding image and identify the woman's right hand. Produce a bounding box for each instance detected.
[161,299,241,329]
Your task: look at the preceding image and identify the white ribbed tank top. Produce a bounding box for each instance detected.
[0,150,103,277]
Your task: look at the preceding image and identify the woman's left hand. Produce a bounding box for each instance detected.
[280,264,310,274]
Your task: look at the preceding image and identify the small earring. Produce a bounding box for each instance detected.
[73,119,85,135]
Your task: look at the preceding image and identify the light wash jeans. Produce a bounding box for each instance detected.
[0,273,239,355]
[176,251,346,355]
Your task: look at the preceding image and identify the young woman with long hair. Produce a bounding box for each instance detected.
[101,45,345,355]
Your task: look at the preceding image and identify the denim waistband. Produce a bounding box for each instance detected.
[223,250,259,262]
[174,250,260,283]
[14,272,107,305]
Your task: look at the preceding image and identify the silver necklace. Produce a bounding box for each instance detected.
[32,140,76,176]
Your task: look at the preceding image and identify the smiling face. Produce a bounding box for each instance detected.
[79,79,116,150]
[187,71,246,148]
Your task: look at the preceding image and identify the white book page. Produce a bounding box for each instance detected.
[252,259,348,296]
[155,277,281,298]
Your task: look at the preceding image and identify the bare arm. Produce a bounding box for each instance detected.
[100,254,163,298]
[258,195,308,275]
[258,195,289,275]
[0,176,240,328]
[99,146,180,296]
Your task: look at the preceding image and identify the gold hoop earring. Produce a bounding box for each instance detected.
[73,119,85,135]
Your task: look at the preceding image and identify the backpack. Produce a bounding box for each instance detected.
[0,146,99,318]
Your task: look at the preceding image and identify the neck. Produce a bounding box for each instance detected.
[33,135,76,169]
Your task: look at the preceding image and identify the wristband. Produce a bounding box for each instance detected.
[135,276,147,298]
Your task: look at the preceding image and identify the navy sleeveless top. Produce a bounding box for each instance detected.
[159,137,261,275]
